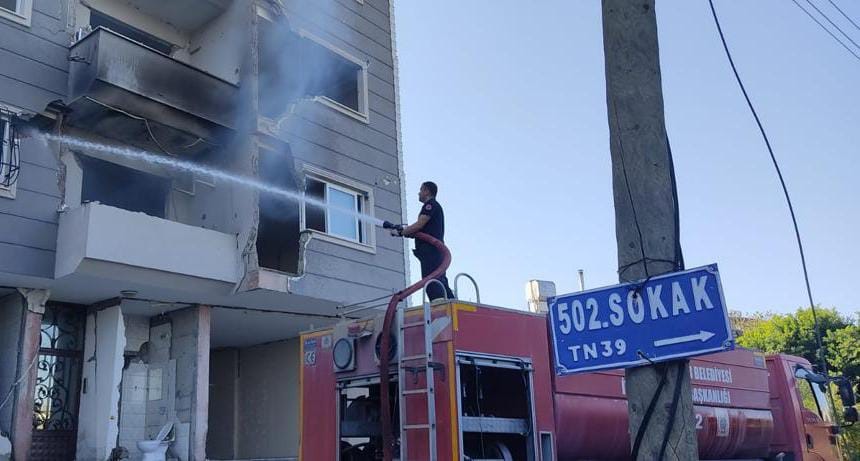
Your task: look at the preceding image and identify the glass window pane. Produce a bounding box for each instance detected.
[795,377,821,417]
[327,187,358,241]
[40,307,85,351]
[812,381,834,422]
[0,0,17,13]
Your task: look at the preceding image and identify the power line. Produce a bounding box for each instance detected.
[707,0,828,378]
[790,0,860,62]
[803,0,860,50]
[825,0,860,34]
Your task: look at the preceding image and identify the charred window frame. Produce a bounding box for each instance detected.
[0,0,33,27]
[257,13,369,123]
[299,29,369,123]
[302,168,375,252]
[0,108,21,199]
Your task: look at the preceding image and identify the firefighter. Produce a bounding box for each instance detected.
[395,181,454,301]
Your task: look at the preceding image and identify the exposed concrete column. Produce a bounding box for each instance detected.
[170,305,211,461]
[76,303,126,461]
[191,306,211,461]
[10,290,50,461]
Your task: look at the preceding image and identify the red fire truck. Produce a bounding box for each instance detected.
[300,300,855,460]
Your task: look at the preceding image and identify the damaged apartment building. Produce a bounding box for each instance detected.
[0,0,407,459]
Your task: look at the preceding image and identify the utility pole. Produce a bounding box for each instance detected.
[602,1,698,459]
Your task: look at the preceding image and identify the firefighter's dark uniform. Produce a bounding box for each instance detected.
[414,198,454,301]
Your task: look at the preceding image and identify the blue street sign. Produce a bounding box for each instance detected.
[548,264,733,375]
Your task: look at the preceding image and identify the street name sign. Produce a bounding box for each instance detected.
[548,264,733,375]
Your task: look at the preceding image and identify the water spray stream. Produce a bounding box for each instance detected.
[39,132,386,227]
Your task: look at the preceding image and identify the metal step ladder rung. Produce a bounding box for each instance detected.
[400,354,430,362]
[401,388,431,395]
[397,292,439,461]
[401,321,426,329]
[403,424,432,430]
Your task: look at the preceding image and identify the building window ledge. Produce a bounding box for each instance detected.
[314,96,369,124]
[306,229,377,255]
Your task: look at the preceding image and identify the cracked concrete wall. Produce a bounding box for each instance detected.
[117,314,149,460]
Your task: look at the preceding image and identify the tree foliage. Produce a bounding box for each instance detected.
[735,307,855,377]
[734,307,860,459]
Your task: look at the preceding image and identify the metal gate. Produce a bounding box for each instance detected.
[30,305,85,461]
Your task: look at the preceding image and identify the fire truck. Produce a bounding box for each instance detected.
[301,299,853,461]
[299,234,856,461]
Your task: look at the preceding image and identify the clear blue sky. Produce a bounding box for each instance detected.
[394,0,859,316]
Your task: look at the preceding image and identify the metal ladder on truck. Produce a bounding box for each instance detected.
[396,280,446,461]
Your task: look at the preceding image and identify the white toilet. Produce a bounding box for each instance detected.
[137,421,174,461]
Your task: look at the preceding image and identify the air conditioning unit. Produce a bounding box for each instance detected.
[331,315,378,372]
[332,337,355,372]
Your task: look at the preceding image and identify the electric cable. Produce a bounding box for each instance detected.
[612,99,686,461]
[83,97,178,157]
[658,361,686,460]
[611,102,651,281]
[708,0,829,377]
[825,0,860,33]
[0,352,40,414]
[802,0,860,50]
[337,293,398,310]
[788,0,860,62]
[630,363,669,459]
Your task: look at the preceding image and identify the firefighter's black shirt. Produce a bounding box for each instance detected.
[415,197,444,254]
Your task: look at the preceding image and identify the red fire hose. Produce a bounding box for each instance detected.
[378,232,451,461]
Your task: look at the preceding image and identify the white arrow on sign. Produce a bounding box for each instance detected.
[653,330,715,347]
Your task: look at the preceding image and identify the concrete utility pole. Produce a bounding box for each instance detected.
[601,1,699,459]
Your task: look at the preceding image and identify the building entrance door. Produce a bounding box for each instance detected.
[30,305,85,461]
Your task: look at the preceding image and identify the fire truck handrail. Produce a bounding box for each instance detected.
[421,278,450,304]
[453,272,481,303]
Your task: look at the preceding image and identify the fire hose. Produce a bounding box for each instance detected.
[379,222,452,461]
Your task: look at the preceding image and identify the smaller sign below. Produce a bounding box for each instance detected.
[548,264,733,375]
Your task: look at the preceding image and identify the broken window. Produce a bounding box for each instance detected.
[259,19,367,121]
[304,176,369,245]
[79,155,170,218]
[0,111,20,193]
[89,9,174,55]
[257,146,301,274]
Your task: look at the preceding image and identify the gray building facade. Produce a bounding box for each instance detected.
[0,0,407,459]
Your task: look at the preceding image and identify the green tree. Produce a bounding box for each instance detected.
[827,325,860,381]
[736,307,850,374]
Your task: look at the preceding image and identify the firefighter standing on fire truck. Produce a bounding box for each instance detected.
[393,181,454,301]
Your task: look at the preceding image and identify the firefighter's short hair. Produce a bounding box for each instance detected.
[421,181,438,197]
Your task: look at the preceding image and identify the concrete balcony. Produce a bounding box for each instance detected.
[65,28,238,155]
[54,203,239,302]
